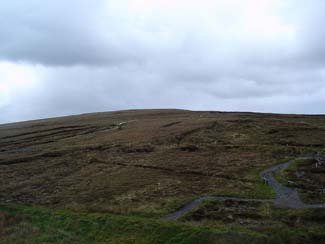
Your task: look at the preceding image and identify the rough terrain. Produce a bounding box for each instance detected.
[163,157,325,220]
[1,109,325,243]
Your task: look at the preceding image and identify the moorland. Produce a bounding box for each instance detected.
[1,109,325,243]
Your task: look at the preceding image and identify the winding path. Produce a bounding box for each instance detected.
[162,157,325,220]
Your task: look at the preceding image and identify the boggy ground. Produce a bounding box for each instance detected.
[180,199,325,242]
[1,109,325,243]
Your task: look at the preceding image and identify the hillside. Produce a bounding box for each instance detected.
[1,109,325,243]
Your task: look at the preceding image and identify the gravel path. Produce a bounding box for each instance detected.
[162,157,325,220]
[261,157,325,209]
[162,197,272,220]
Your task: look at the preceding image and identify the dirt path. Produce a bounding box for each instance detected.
[162,157,325,221]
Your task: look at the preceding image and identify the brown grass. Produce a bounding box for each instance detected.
[1,109,325,216]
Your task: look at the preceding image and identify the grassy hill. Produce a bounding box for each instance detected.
[1,109,325,243]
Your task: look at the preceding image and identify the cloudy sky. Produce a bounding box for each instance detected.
[1,0,325,123]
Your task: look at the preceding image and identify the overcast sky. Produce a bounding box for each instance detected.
[1,0,325,124]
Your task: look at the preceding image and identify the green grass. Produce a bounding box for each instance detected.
[273,170,288,186]
[245,168,276,199]
[180,200,325,244]
[0,204,277,244]
[2,204,325,244]
[273,158,313,186]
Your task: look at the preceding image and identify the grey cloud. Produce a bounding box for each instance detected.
[0,0,145,66]
[1,0,325,124]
